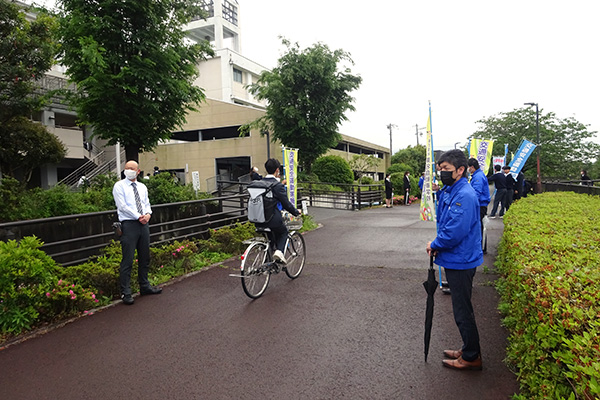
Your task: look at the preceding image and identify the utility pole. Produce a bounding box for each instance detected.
[387,123,397,157]
[414,124,425,146]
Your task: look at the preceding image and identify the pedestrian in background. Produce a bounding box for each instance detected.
[503,166,515,210]
[427,149,483,371]
[403,171,411,205]
[488,164,507,218]
[467,158,490,237]
[113,160,162,305]
[384,173,393,208]
[581,170,592,186]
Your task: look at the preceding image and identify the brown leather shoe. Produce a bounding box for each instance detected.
[442,355,482,371]
[443,349,462,359]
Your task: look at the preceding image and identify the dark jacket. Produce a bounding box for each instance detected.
[385,178,393,197]
[403,175,411,191]
[488,172,507,190]
[431,177,483,270]
[504,172,515,191]
[258,177,300,228]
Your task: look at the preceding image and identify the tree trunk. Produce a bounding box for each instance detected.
[124,144,140,163]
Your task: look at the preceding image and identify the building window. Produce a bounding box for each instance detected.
[222,0,238,26]
[233,68,243,83]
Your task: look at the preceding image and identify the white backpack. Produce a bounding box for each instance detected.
[247,181,277,224]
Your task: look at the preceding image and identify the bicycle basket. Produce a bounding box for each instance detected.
[282,211,303,230]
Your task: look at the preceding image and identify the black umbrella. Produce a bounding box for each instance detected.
[423,255,438,362]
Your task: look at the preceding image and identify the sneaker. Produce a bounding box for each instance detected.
[273,250,287,264]
[500,215,504,218]
[489,216,496,219]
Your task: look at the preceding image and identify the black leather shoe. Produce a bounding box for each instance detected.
[140,286,162,295]
[121,294,134,305]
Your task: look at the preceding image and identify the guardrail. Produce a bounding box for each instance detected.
[0,194,247,266]
[298,182,384,210]
[542,180,599,195]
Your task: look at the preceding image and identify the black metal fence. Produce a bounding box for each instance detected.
[0,180,386,266]
[298,182,384,210]
[542,180,600,195]
[0,194,248,267]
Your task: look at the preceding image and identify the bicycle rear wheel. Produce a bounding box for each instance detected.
[284,232,305,279]
[241,242,270,298]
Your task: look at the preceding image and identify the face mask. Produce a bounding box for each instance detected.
[440,170,456,186]
[124,169,138,180]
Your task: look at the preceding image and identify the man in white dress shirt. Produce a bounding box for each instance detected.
[113,160,162,305]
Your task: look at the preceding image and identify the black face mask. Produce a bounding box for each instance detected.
[440,170,456,186]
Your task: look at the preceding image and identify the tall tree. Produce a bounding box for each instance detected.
[0,0,65,183]
[58,0,214,161]
[245,38,362,172]
[391,144,426,174]
[349,154,381,179]
[471,108,599,180]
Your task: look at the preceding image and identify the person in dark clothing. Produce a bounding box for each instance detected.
[250,167,262,181]
[514,171,525,200]
[403,171,411,205]
[523,179,533,197]
[256,159,300,264]
[503,166,515,210]
[488,164,507,218]
[581,170,592,186]
[384,173,393,208]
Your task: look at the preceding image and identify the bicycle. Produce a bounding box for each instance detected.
[232,213,306,299]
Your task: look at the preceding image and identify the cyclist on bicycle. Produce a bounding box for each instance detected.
[256,158,301,264]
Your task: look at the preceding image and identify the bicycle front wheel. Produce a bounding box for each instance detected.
[284,232,306,279]
[241,242,270,298]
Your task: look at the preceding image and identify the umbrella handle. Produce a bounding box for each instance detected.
[430,255,434,269]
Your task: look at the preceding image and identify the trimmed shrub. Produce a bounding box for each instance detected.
[496,192,600,400]
[312,155,354,185]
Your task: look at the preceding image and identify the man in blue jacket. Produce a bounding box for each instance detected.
[467,158,491,237]
[427,149,483,371]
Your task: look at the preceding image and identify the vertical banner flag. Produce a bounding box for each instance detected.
[504,144,509,166]
[283,147,299,208]
[468,139,494,173]
[420,103,436,222]
[492,156,505,170]
[507,139,536,179]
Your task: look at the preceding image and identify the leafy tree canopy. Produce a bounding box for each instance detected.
[312,155,354,185]
[58,0,214,161]
[0,0,59,124]
[0,116,67,183]
[245,38,362,172]
[391,144,425,175]
[471,107,600,179]
[349,154,381,178]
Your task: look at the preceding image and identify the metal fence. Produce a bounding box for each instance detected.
[542,180,600,195]
[0,194,248,267]
[298,182,384,210]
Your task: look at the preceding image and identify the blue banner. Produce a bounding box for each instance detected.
[508,139,536,178]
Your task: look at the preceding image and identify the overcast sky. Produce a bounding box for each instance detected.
[241,0,600,153]
[30,0,600,154]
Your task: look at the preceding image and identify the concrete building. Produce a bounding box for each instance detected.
[18,0,389,188]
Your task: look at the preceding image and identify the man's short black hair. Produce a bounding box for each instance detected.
[264,158,281,174]
[467,158,480,170]
[437,149,468,178]
[502,165,510,170]
[494,164,501,171]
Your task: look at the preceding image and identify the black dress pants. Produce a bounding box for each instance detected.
[445,267,481,361]
[120,220,151,295]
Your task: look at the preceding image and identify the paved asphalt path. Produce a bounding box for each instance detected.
[0,205,519,399]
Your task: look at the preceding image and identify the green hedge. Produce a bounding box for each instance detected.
[0,216,316,343]
[496,192,600,400]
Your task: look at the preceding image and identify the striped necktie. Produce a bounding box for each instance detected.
[131,182,143,214]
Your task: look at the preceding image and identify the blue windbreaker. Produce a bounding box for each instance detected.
[470,168,491,207]
[431,177,483,270]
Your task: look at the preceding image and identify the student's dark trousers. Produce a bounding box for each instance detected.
[120,220,151,295]
[445,267,481,362]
